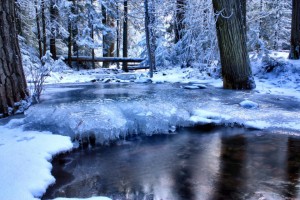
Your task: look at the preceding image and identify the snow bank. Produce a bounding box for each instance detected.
[252,51,300,99]
[0,126,73,200]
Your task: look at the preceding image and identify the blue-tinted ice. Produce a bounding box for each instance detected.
[22,82,300,143]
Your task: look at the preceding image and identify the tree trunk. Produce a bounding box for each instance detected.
[72,0,79,70]
[116,3,120,69]
[68,18,72,67]
[174,0,185,43]
[108,17,115,58]
[122,0,129,72]
[289,0,300,59]
[90,0,95,69]
[149,0,156,71]
[241,0,246,31]
[102,4,109,68]
[41,0,47,56]
[102,4,115,68]
[35,0,43,59]
[15,0,23,36]
[212,0,255,90]
[50,0,58,59]
[144,0,156,77]
[0,0,29,117]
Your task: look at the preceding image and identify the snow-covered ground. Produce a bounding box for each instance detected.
[0,51,299,200]
[41,52,300,99]
[0,126,72,200]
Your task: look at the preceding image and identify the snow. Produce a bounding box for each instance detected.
[1,51,300,199]
[0,126,73,200]
[53,198,111,200]
[244,120,271,129]
[190,109,231,125]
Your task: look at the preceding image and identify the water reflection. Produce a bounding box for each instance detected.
[212,134,247,200]
[284,138,300,199]
[43,128,300,200]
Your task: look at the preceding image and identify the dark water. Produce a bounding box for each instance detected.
[43,126,300,200]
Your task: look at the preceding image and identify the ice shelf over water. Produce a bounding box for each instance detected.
[18,82,300,143]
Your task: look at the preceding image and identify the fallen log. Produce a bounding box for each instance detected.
[59,55,144,63]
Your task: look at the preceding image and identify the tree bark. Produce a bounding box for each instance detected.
[68,17,72,67]
[122,0,129,72]
[144,0,156,77]
[174,0,185,43]
[102,4,115,68]
[240,0,246,31]
[72,0,79,70]
[0,0,29,117]
[15,0,23,36]
[90,0,95,69]
[289,0,300,59]
[35,0,43,59]
[41,0,47,56]
[212,0,255,90]
[116,3,120,69]
[50,0,58,59]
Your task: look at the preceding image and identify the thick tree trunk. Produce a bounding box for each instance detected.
[289,0,300,59]
[122,0,129,72]
[174,0,185,43]
[212,0,255,90]
[0,0,29,117]
[50,0,58,59]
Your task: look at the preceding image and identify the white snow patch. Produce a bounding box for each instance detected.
[244,120,271,129]
[190,109,231,125]
[0,126,73,200]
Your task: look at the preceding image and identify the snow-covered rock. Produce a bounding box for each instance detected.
[116,73,137,80]
[184,85,199,89]
[239,100,259,109]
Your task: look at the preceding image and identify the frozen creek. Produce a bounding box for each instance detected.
[21,82,300,143]
[15,82,300,200]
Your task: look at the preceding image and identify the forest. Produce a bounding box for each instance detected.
[1,0,300,200]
